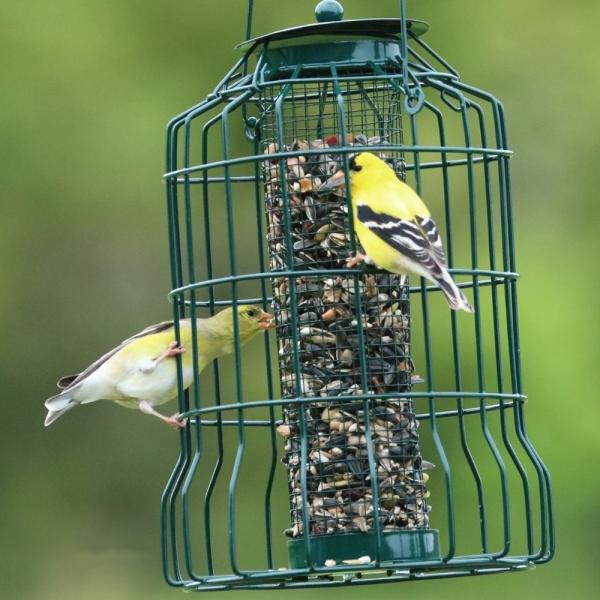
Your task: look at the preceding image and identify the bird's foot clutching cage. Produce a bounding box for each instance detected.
[162,1,554,591]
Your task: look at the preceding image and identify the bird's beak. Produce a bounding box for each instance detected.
[317,169,346,195]
[258,310,276,330]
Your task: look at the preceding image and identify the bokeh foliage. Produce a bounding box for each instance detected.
[1,1,598,598]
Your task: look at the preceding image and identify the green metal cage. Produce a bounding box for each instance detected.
[161,0,554,591]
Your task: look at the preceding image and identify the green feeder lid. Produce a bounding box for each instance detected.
[237,18,428,51]
[237,18,428,75]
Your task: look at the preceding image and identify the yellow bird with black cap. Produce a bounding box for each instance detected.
[321,152,473,313]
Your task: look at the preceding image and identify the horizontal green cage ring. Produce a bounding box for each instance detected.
[163,145,512,180]
[167,268,518,302]
[183,69,479,96]
[179,274,501,306]
[239,70,465,88]
[176,278,508,309]
[176,392,527,422]
[175,155,504,185]
[174,395,527,426]
[177,555,534,591]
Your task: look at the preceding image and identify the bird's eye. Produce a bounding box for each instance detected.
[246,309,256,317]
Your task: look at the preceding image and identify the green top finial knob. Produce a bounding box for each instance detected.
[315,0,344,23]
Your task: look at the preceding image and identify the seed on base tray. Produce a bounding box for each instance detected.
[342,555,372,565]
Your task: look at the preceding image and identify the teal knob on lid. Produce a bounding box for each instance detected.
[315,0,344,22]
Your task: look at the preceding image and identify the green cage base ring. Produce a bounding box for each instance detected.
[288,529,441,569]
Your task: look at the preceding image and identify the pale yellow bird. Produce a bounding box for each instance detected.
[44,305,274,428]
[321,152,473,312]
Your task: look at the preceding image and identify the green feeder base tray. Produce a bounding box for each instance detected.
[288,530,441,569]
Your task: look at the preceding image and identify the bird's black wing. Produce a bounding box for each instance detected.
[58,321,175,392]
[356,205,447,272]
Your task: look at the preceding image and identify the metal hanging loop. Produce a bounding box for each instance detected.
[398,0,424,114]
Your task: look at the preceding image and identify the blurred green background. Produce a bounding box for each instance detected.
[2,0,599,598]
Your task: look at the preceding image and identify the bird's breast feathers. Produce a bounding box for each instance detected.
[73,329,193,406]
[115,359,191,405]
[352,177,430,220]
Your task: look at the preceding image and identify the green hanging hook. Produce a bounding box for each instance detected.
[399,0,424,114]
[246,0,254,41]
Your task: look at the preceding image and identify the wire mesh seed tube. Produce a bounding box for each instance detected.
[259,81,437,565]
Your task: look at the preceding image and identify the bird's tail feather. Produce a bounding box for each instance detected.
[44,390,78,426]
[434,269,474,313]
[57,374,79,389]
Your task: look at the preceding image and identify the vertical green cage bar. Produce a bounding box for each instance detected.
[160,1,553,591]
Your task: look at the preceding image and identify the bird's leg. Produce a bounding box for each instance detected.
[345,252,367,268]
[140,341,185,373]
[139,400,187,429]
[157,340,186,362]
